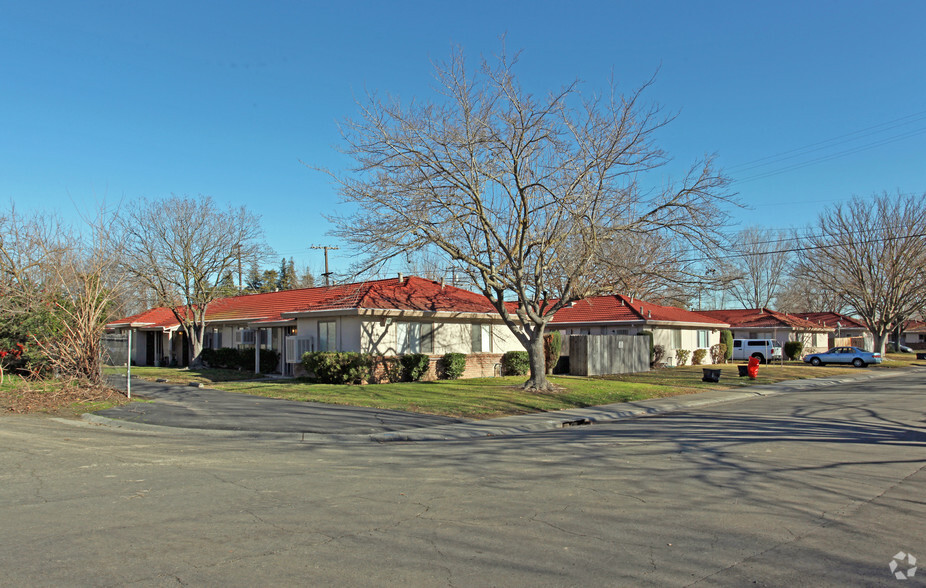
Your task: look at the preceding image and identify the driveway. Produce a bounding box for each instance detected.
[95,377,466,434]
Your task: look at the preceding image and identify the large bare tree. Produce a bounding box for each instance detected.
[795,192,926,353]
[119,195,267,367]
[326,48,733,390]
[722,227,791,309]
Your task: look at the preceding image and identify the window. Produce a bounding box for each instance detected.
[471,324,492,353]
[672,329,682,349]
[235,328,255,346]
[397,322,433,354]
[318,321,337,352]
[697,330,709,348]
[205,329,222,350]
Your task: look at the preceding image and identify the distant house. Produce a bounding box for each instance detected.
[699,308,832,353]
[546,295,730,365]
[106,276,523,378]
[790,312,874,350]
[900,320,926,350]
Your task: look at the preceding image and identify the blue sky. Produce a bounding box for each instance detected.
[3,1,925,276]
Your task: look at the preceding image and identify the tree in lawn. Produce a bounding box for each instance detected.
[794,192,926,353]
[119,195,267,367]
[326,48,733,390]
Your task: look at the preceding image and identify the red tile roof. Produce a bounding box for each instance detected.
[699,308,832,331]
[107,277,499,329]
[791,312,869,330]
[107,307,181,329]
[548,294,728,327]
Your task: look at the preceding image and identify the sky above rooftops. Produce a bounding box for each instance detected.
[3,1,925,276]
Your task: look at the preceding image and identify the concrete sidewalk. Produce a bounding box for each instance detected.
[83,369,915,442]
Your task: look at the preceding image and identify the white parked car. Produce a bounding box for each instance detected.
[730,339,782,364]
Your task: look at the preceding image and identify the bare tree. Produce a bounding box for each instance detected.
[119,195,267,367]
[720,227,791,309]
[795,193,926,353]
[774,271,851,314]
[325,47,734,390]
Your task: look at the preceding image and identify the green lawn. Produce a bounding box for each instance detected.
[105,355,923,420]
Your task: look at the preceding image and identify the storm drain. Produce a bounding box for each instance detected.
[560,418,592,428]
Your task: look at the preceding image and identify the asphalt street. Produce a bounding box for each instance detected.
[1,369,924,586]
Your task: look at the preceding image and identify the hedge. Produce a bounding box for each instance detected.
[501,351,530,376]
[439,353,466,380]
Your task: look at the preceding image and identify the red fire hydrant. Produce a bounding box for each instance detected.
[747,356,760,379]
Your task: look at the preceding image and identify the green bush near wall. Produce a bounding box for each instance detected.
[439,353,467,380]
[721,330,734,361]
[784,340,804,360]
[302,351,372,384]
[501,351,530,376]
[201,347,280,373]
[400,353,431,382]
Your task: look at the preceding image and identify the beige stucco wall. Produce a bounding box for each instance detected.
[361,317,522,356]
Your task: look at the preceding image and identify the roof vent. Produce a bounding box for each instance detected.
[440,276,445,290]
[398,272,404,284]
[648,310,651,318]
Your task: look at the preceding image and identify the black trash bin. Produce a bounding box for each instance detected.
[917,353,926,360]
[737,364,749,377]
[702,368,721,383]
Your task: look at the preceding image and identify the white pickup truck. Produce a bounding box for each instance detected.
[731,339,783,363]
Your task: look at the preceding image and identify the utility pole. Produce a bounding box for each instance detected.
[236,244,242,294]
[310,245,339,287]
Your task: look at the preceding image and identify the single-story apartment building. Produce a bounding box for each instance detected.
[107,276,524,378]
[698,308,832,354]
[790,312,874,350]
[546,294,731,365]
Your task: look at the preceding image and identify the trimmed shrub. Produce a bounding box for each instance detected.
[258,348,281,373]
[675,348,691,366]
[709,343,727,364]
[721,330,734,361]
[501,351,530,376]
[302,351,372,384]
[215,347,242,369]
[543,331,562,375]
[377,356,404,383]
[692,349,707,365]
[401,353,431,382]
[439,352,466,380]
[652,344,666,367]
[784,340,804,360]
[200,348,217,367]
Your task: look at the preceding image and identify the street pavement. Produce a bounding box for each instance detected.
[92,368,915,442]
[1,368,923,586]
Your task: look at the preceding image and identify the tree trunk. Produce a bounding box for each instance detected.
[522,332,553,391]
[872,331,888,355]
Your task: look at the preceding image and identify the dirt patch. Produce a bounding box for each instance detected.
[1,378,130,418]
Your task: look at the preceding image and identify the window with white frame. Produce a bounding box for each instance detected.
[672,329,682,349]
[398,322,435,354]
[471,324,492,353]
[235,328,255,346]
[318,321,337,352]
[697,330,709,348]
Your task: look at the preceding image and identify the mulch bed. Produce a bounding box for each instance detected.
[1,378,130,417]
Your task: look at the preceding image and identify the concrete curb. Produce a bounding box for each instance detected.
[82,366,920,443]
